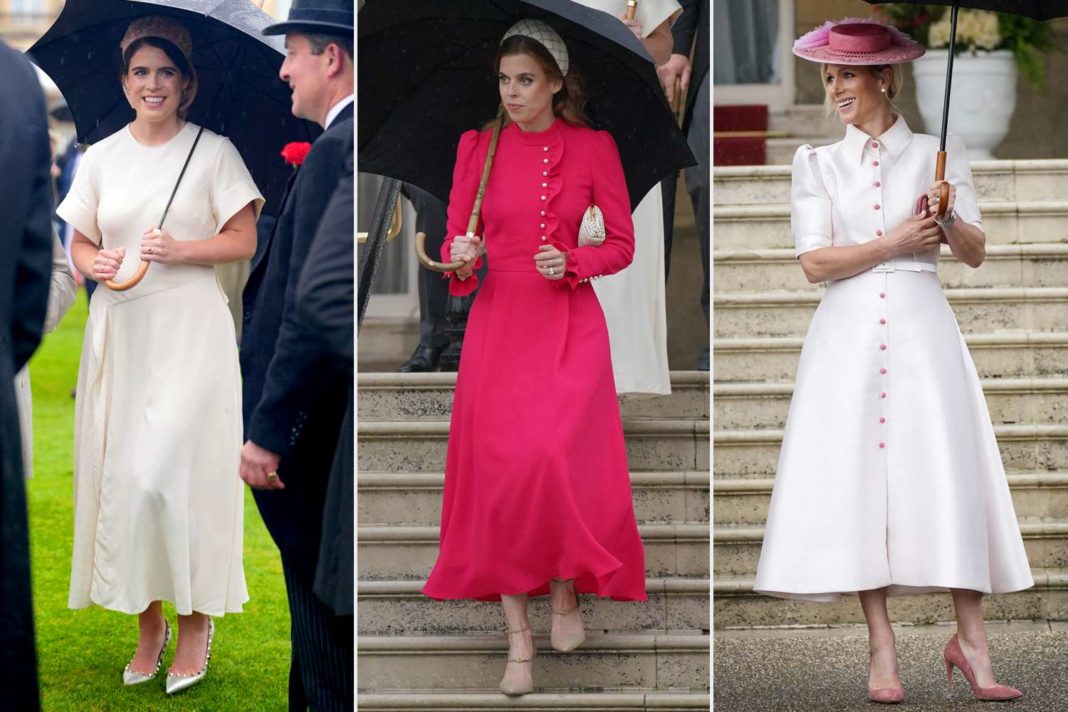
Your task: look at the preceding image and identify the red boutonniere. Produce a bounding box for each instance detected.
[281,141,312,168]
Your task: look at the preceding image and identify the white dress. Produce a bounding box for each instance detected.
[574,0,679,395]
[754,118,1033,601]
[57,123,264,616]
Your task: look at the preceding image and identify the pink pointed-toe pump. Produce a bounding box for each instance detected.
[943,634,1022,701]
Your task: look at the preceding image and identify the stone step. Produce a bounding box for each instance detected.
[713,202,1068,251]
[357,420,710,474]
[357,633,709,693]
[713,522,1068,579]
[357,524,710,580]
[359,471,709,526]
[713,160,1068,206]
[713,244,1068,293]
[713,379,1068,430]
[357,372,710,422]
[713,287,1068,339]
[356,578,709,636]
[767,104,841,138]
[713,569,1068,628]
[713,332,1068,383]
[713,474,1068,527]
[712,424,1068,479]
[357,691,711,711]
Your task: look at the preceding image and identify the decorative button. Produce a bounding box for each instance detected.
[540,223,546,229]
[541,182,548,188]
[873,160,880,167]
[879,417,886,424]
[543,146,549,152]
[876,229,883,236]
[540,210,546,216]
[543,158,549,164]
[540,195,547,201]
[874,204,881,210]
[540,236,547,241]
[879,292,886,299]
[879,441,886,448]
[875,181,882,187]
[880,344,887,350]
[542,171,548,177]
[880,368,887,375]
[871,141,879,149]
[880,318,886,325]
[881,392,887,399]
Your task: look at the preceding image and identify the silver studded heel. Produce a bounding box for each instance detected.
[165,619,214,695]
[123,622,171,686]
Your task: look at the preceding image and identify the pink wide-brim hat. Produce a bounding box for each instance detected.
[793,18,925,65]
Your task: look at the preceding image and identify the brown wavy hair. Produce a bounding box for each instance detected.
[493,34,590,128]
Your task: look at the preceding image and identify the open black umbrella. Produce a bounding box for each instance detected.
[358,0,695,211]
[29,0,319,220]
[866,1,1067,215]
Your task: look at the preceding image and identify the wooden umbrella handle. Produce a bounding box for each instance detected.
[105,259,150,291]
[934,150,950,219]
[625,0,638,20]
[416,232,467,273]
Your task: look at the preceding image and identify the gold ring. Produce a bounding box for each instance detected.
[266,471,279,481]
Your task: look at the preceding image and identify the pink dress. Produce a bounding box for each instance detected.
[422,119,647,602]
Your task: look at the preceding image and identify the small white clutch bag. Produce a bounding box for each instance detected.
[578,205,605,247]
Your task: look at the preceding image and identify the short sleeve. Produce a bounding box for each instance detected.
[55,148,101,245]
[637,0,681,36]
[944,132,982,230]
[791,145,833,257]
[210,137,265,234]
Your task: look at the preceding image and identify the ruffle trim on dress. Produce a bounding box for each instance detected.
[443,254,483,297]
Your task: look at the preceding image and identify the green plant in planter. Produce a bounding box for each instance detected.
[872,4,1055,90]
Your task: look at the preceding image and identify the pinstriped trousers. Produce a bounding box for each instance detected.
[283,562,354,711]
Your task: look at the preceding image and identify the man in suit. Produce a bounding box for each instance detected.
[658,0,709,370]
[237,1,354,709]
[0,39,57,712]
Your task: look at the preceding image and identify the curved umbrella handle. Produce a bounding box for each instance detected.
[416,232,466,273]
[934,150,950,219]
[105,259,150,291]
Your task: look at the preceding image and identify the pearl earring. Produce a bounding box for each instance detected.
[881,87,887,94]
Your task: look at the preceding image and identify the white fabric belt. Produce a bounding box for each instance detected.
[871,259,937,273]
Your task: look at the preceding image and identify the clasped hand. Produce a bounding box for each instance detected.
[883,180,957,256]
[140,227,183,263]
[926,180,957,218]
[449,234,484,280]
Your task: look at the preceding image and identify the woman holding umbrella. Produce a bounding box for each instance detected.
[753,18,1031,703]
[57,16,262,694]
[421,19,647,696]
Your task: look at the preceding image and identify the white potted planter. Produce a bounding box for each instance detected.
[911,48,1017,160]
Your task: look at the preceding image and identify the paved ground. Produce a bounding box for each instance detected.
[714,621,1068,711]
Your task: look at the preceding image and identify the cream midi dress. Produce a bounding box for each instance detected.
[57,122,264,615]
[754,118,1033,601]
[574,0,679,395]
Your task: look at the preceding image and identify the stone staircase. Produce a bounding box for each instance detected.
[357,372,711,711]
[713,159,1068,629]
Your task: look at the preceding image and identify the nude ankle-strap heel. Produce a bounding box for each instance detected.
[550,579,586,652]
[499,625,534,696]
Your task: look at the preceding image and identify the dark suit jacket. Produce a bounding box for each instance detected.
[0,40,55,712]
[672,0,708,135]
[241,102,353,578]
[297,131,353,615]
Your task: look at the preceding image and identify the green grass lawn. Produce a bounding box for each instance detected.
[27,292,290,711]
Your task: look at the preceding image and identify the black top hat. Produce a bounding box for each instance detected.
[263,0,354,37]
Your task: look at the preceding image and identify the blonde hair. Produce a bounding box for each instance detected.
[820,64,904,118]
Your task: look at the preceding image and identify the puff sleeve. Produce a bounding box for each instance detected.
[944,132,982,230]
[554,130,635,289]
[210,137,265,233]
[55,147,101,245]
[791,144,833,257]
[441,130,485,296]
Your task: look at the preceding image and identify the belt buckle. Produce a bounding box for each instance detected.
[872,260,895,273]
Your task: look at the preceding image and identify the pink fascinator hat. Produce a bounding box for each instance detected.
[793,17,924,65]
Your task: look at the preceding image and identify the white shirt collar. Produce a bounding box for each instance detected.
[843,115,914,163]
[325,94,354,129]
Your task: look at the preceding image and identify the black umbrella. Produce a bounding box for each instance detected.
[28,0,319,220]
[358,0,696,211]
[865,1,1067,215]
